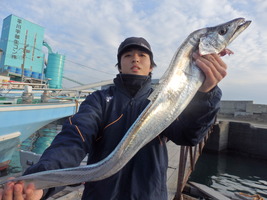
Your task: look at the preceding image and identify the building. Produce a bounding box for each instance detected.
[0,14,65,89]
[0,14,45,80]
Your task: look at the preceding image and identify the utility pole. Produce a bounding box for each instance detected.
[21,30,28,82]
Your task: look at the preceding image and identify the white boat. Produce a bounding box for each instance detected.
[0,78,114,171]
[0,80,82,171]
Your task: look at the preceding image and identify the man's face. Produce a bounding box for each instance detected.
[120,48,153,76]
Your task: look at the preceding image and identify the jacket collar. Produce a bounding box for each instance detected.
[113,74,152,98]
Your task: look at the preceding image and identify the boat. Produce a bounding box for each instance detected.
[0,102,78,171]
[0,79,82,170]
[0,14,90,171]
[0,68,115,171]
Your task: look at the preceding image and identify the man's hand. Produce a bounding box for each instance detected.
[193,52,227,93]
[0,178,43,200]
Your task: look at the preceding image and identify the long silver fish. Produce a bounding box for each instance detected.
[0,18,251,189]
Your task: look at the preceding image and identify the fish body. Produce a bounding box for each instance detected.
[0,18,251,189]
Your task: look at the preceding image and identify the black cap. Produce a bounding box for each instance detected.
[117,37,154,61]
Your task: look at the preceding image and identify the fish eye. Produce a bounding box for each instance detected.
[219,27,228,35]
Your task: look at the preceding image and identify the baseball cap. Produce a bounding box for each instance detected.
[117,37,154,64]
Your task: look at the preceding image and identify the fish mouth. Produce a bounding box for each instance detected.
[230,18,251,43]
[236,18,251,33]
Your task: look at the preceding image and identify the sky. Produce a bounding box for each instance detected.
[0,0,267,104]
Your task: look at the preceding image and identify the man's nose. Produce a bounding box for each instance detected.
[132,54,140,62]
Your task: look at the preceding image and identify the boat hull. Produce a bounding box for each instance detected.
[0,102,78,171]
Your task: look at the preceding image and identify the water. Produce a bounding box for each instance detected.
[4,124,267,199]
[189,151,267,199]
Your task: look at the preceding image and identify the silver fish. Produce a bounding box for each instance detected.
[0,18,251,190]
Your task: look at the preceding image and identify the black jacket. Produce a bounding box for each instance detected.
[24,74,222,200]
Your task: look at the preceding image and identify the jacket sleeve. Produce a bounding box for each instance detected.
[23,91,104,198]
[163,86,222,146]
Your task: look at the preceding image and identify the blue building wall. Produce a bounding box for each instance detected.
[0,15,44,76]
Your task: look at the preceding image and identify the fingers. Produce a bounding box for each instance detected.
[193,52,227,92]
[14,182,41,200]
[24,183,37,200]
[0,180,27,200]
[13,183,24,200]
[25,184,43,200]
[1,181,15,200]
[0,180,41,200]
[2,178,16,200]
[197,53,227,79]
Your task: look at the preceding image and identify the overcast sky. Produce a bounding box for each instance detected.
[1,0,266,104]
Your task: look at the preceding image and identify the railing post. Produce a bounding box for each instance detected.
[173,122,215,199]
[173,146,188,200]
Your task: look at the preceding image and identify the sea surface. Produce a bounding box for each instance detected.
[189,151,267,199]
[3,122,267,199]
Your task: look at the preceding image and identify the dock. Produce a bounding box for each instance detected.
[2,119,246,200]
[46,141,228,200]
[0,139,229,200]
[46,141,183,200]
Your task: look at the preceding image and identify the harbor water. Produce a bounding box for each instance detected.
[3,122,267,199]
[189,151,267,198]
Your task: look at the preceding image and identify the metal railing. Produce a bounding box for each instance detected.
[173,125,214,200]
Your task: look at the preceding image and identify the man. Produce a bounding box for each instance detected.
[0,37,226,200]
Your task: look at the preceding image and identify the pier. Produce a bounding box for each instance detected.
[205,119,267,159]
[209,100,267,159]
[1,100,266,199]
[45,141,229,200]
[1,118,266,199]
[46,117,267,199]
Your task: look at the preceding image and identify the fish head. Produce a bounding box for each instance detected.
[199,18,251,55]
